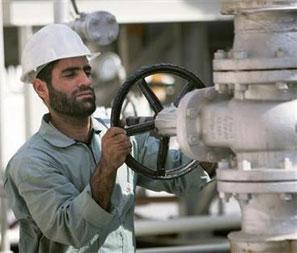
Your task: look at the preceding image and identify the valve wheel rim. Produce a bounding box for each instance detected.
[111,63,205,179]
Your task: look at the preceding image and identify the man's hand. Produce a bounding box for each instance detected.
[100,127,132,170]
[90,127,132,211]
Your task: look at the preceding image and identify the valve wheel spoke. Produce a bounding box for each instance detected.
[174,80,196,107]
[157,137,170,176]
[125,120,155,136]
[138,78,163,113]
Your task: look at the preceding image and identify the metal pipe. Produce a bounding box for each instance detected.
[0,2,11,251]
[53,0,69,24]
[175,1,297,251]
[0,190,10,252]
[0,0,3,170]
[18,26,33,139]
[135,215,241,236]
[136,241,230,253]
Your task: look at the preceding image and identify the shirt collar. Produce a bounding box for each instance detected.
[91,116,106,134]
[38,114,106,148]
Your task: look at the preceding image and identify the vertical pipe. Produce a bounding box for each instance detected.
[0,195,10,252]
[0,1,10,251]
[181,23,211,86]
[53,0,69,24]
[19,26,33,139]
[118,25,130,72]
[0,0,4,172]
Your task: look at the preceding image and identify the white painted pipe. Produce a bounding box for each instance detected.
[135,215,241,236]
[136,242,230,253]
[53,0,69,24]
[0,2,11,251]
[18,26,33,139]
[0,0,3,171]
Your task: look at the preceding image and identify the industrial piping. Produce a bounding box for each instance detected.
[154,0,297,252]
[135,215,241,236]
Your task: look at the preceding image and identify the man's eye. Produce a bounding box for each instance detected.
[64,71,76,78]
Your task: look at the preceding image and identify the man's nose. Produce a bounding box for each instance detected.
[79,71,92,86]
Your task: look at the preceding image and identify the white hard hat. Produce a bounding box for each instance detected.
[21,23,98,83]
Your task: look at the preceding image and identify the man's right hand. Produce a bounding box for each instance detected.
[90,127,132,210]
[100,127,132,171]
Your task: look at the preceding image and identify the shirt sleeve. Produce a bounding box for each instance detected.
[132,133,212,195]
[5,154,119,249]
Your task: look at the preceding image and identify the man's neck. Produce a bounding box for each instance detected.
[49,111,92,143]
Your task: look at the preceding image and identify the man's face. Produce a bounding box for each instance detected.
[48,57,96,118]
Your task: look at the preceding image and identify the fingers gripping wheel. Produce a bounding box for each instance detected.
[111,63,205,179]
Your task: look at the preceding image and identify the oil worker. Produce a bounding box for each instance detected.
[4,23,211,252]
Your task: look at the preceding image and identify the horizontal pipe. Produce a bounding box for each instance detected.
[6,215,239,247]
[136,241,230,253]
[135,215,241,236]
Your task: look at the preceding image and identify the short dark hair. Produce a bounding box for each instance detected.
[36,60,58,86]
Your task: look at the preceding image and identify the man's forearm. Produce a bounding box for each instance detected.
[90,159,117,211]
[90,127,131,211]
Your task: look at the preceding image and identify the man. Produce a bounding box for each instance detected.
[4,24,211,252]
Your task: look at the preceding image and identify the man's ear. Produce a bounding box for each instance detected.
[32,78,49,103]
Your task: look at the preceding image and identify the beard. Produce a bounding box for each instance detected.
[48,85,96,118]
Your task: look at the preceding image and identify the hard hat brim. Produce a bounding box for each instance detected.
[21,52,101,83]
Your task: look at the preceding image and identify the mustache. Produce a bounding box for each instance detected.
[73,86,95,96]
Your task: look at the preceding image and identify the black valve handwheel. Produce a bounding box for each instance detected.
[111,63,205,179]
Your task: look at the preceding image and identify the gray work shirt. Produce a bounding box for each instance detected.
[4,114,211,253]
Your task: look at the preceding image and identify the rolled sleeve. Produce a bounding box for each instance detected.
[13,157,119,248]
[76,185,114,228]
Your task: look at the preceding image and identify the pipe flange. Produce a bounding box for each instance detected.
[217,169,297,182]
[229,231,297,242]
[229,231,297,253]
[222,0,297,14]
[213,57,297,71]
[214,69,297,85]
[218,181,297,193]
